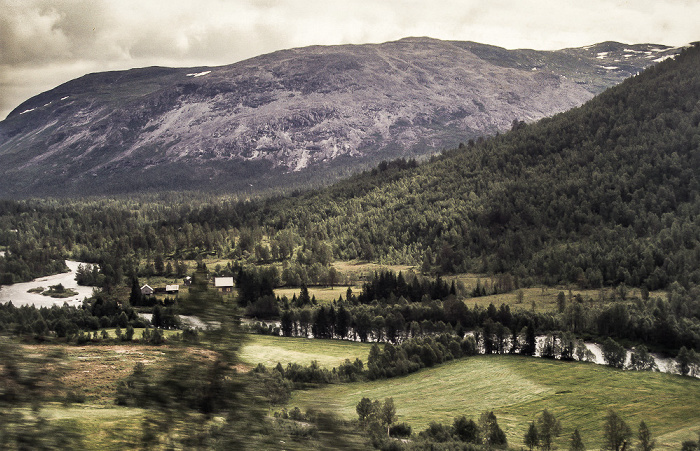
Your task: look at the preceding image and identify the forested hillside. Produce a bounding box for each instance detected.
[252,43,700,290]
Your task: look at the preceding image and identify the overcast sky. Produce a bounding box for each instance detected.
[1,0,698,120]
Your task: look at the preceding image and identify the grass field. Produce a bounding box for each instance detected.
[290,355,700,449]
[274,285,361,304]
[454,282,668,314]
[332,261,416,283]
[240,334,373,369]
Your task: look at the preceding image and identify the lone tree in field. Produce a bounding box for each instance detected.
[569,428,585,451]
[479,411,507,448]
[356,397,378,426]
[602,410,632,451]
[356,397,397,437]
[637,421,656,451]
[380,397,397,436]
[537,409,562,451]
[524,421,539,450]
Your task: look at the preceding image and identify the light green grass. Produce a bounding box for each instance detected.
[240,334,373,369]
[332,261,416,283]
[460,285,668,313]
[274,285,360,304]
[98,327,182,340]
[290,355,700,449]
[43,404,145,450]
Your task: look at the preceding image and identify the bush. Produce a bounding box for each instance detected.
[389,422,412,438]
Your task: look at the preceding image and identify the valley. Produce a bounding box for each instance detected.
[0,41,699,450]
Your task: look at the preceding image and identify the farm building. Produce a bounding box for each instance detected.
[214,277,234,292]
[165,284,179,294]
[140,285,154,296]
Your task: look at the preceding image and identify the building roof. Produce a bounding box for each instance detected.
[214,277,234,288]
[140,284,153,292]
[165,284,179,292]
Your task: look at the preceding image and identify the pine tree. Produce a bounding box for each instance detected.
[569,428,585,451]
[638,421,655,451]
[524,421,539,450]
[129,276,143,306]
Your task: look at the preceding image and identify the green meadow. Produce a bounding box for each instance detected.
[240,334,372,368]
[290,354,700,449]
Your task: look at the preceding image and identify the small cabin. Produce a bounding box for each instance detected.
[140,284,154,296]
[165,284,179,294]
[183,276,192,286]
[214,277,234,293]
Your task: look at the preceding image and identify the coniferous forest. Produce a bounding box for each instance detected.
[0,44,699,449]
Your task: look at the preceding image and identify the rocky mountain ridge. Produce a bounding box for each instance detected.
[0,37,681,197]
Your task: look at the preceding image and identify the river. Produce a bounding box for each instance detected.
[0,260,97,308]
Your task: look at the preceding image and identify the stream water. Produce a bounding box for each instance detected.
[0,260,96,308]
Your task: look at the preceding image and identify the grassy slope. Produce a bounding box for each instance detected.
[240,334,372,368]
[28,337,371,449]
[290,355,700,449]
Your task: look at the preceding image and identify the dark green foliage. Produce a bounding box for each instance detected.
[536,409,561,451]
[569,428,585,451]
[366,334,477,380]
[245,295,280,319]
[151,305,180,329]
[638,421,656,451]
[676,346,700,376]
[479,411,507,448]
[524,421,539,450]
[628,345,658,371]
[75,263,103,286]
[602,337,627,369]
[452,416,480,444]
[419,422,453,442]
[0,294,146,341]
[0,245,68,285]
[274,360,337,385]
[389,422,412,439]
[236,266,276,306]
[602,410,632,451]
[357,270,451,304]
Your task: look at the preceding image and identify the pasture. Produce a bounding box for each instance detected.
[239,334,372,368]
[290,354,700,449]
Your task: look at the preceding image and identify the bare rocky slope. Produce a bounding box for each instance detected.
[0,37,680,197]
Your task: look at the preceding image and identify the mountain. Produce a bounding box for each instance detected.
[0,37,681,197]
[245,43,700,290]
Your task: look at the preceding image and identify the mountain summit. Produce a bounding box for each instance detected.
[0,38,680,197]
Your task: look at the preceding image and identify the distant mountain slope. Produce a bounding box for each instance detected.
[0,37,680,197]
[251,44,700,290]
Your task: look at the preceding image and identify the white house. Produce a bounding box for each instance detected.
[214,277,234,292]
